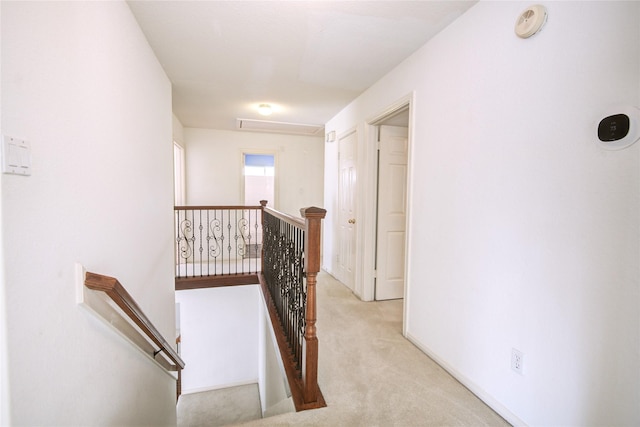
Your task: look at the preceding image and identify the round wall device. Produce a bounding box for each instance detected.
[596,106,640,150]
[515,5,548,38]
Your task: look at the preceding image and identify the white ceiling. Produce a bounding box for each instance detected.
[127,1,477,133]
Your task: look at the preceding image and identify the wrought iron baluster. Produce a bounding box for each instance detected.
[221,210,225,275]
[198,210,204,276]
[237,209,248,273]
[227,209,232,274]
[284,221,290,347]
[190,209,195,277]
[175,210,181,278]
[212,210,218,275]
[205,209,210,276]
[243,209,249,274]
[253,210,264,272]
[213,210,218,276]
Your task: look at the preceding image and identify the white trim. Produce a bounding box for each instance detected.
[362,92,415,307]
[402,92,416,338]
[365,94,413,125]
[181,379,259,395]
[173,141,186,206]
[406,332,527,427]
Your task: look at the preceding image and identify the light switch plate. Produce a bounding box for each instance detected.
[2,135,31,176]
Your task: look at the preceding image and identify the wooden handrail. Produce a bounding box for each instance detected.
[262,206,305,228]
[174,205,264,211]
[85,272,185,371]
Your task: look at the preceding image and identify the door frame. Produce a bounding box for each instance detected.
[362,93,415,331]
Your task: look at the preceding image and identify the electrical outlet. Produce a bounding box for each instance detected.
[511,348,524,374]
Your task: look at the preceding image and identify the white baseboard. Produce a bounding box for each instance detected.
[405,332,527,427]
[181,379,258,395]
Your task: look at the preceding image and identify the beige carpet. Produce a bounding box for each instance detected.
[181,271,510,426]
[178,384,262,427]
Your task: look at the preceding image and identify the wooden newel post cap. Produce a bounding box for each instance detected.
[300,206,327,219]
[260,200,268,207]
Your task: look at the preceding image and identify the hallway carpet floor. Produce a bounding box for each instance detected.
[178,384,262,427]
[181,271,510,426]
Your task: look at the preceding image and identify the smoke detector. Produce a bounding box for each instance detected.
[515,5,548,39]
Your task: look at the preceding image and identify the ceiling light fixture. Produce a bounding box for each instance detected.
[258,104,272,116]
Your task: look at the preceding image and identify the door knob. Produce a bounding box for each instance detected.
[348,218,356,224]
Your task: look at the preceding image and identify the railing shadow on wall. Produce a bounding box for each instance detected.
[173,201,327,411]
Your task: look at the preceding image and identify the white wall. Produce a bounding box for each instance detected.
[185,128,324,217]
[0,3,9,424]
[1,2,177,425]
[176,286,259,393]
[173,114,185,148]
[258,293,293,416]
[176,285,293,416]
[324,2,639,425]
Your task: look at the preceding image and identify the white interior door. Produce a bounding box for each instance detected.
[375,125,408,300]
[338,131,357,291]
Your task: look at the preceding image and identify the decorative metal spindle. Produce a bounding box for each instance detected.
[227,210,232,275]
[254,212,259,273]
[175,210,180,278]
[213,210,218,276]
[176,210,180,278]
[199,209,204,277]
[190,209,195,277]
[233,209,237,274]
[205,210,210,276]
[245,209,250,274]
[220,210,224,275]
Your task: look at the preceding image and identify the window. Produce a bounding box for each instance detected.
[243,153,275,206]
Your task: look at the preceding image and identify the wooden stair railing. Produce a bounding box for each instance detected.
[174,204,263,289]
[260,203,327,411]
[84,272,185,375]
[172,201,326,411]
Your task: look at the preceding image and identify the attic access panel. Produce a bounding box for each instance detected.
[237,118,324,136]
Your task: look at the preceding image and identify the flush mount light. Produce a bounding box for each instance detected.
[258,104,272,116]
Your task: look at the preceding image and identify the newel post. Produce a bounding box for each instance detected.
[300,206,326,405]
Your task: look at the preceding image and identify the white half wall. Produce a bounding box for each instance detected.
[1,2,177,425]
[258,290,293,416]
[176,286,260,393]
[176,285,293,417]
[184,128,324,217]
[324,2,639,425]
